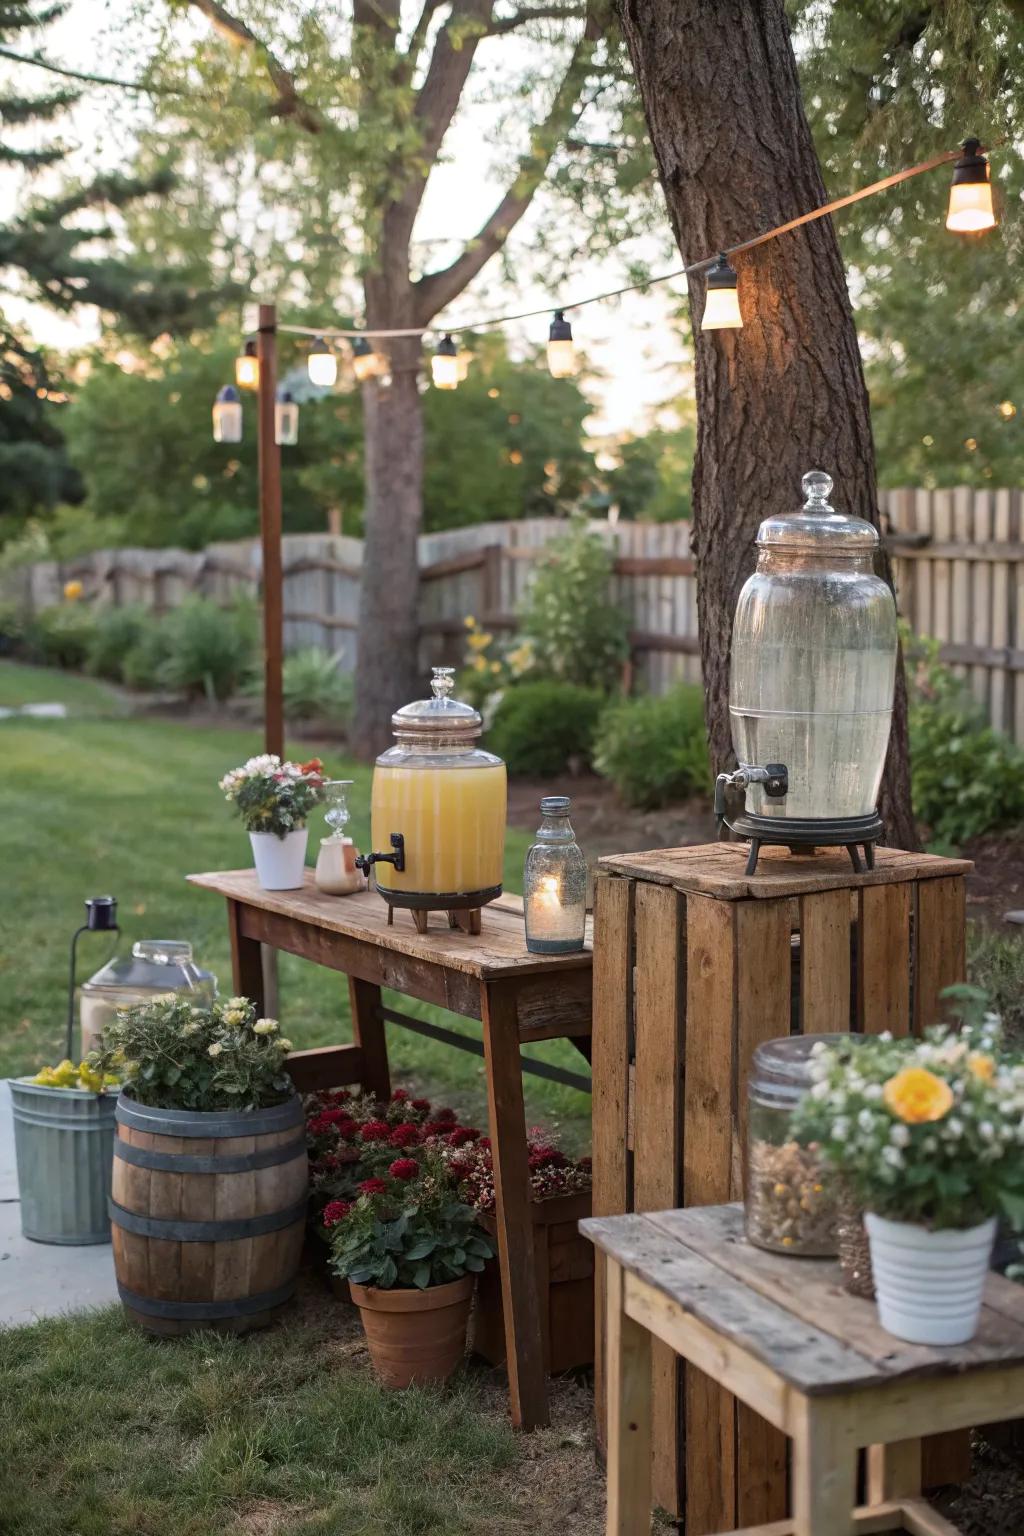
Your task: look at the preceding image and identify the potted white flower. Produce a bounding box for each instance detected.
[219,754,325,889]
[792,996,1024,1346]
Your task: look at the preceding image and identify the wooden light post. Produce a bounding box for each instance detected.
[256,301,284,758]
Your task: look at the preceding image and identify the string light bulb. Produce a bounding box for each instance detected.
[212,385,243,443]
[307,336,338,388]
[351,337,378,383]
[275,389,299,446]
[432,334,459,390]
[701,254,742,331]
[234,339,259,390]
[946,139,996,233]
[547,310,576,377]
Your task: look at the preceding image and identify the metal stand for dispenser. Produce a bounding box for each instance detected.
[721,810,884,876]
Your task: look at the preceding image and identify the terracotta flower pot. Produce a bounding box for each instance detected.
[349,1275,474,1388]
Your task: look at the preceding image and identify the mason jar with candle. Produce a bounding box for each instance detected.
[523,797,587,954]
[357,667,507,928]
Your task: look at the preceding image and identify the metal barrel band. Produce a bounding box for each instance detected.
[115,1093,303,1139]
[108,1195,308,1242]
[114,1135,306,1174]
[117,1278,296,1321]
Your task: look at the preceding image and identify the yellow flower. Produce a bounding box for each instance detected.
[967,1052,995,1082]
[883,1067,954,1124]
[278,1037,293,1052]
[63,579,83,601]
[252,1018,278,1036]
[490,661,501,674]
[463,614,477,629]
[472,655,488,672]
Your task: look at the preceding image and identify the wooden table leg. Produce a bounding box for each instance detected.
[228,899,265,1012]
[605,1259,652,1536]
[791,1397,858,1536]
[867,1438,922,1503]
[348,977,390,1102]
[481,981,548,1430]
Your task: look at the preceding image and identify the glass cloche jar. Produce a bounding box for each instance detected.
[357,667,507,921]
[718,470,898,873]
[79,940,217,1054]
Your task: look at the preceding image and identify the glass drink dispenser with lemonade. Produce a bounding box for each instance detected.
[357,667,507,932]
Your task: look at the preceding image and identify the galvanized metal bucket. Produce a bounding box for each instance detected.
[9,1079,118,1245]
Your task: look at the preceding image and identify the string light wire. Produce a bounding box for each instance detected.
[277,142,996,343]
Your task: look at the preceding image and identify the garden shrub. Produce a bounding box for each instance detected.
[155,597,258,700]
[967,926,1024,1048]
[519,515,630,690]
[487,680,604,776]
[594,684,710,809]
[907,632,1024,844]
[0,600,26,655]
[85,604,157,682]
[265,647,353,723]
[23,602,96,670]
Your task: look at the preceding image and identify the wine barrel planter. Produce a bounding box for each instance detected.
[110,1093,308,1336]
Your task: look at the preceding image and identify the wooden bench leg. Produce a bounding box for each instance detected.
[481,982,548,1430]
[605,1259,652,1536]
[228,899,265,1012]
[791,1397,859,1536]
[867,1438,922,1503]
[348,977,390,1102]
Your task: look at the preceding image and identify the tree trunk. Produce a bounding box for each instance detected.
[351,330,424,761]
[617,0,916,849]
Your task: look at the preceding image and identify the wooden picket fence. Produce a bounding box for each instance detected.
[8,489,1024,742]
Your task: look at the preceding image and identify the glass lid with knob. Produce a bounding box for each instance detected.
[358,666,508,920]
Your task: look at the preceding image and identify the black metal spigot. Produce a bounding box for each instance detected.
[355,833,406,875]
[714,762,789,826]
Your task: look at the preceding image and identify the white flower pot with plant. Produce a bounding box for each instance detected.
[790,987,1024,1347]
[219,754,325,890]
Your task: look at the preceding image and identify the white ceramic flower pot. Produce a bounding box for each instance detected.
[249,828,309,890]
[865,1211,997,1346]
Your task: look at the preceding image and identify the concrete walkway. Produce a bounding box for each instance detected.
[0,1081,118,1328]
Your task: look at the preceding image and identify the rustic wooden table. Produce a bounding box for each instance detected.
[583,1202,1024,1536]
[188,869,593,1430]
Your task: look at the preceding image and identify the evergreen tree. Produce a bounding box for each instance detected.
[0,3,219,529]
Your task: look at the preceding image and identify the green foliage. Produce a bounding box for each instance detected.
[92,995,294,1114]
[791,1015,1024,1232]
[279,647,353,724]
[519,517,630,690]
[329,1152,494,1291]
[906,631,1024,843]
[487,680,604,777]
[22,602,95,670]
[85,604,155,682]
[594,684,710,809]
[0,599,25,653]
[155,597,258,701]
[968,926,1024,1049]
[605,419,696,521]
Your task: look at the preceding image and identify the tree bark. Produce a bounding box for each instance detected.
[351,330,425,761]
[617,0,916,849]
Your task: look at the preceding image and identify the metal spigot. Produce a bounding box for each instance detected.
[355,833,406,875]
[714,763,789,820]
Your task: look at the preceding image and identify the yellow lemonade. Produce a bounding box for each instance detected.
[371,762,507,897]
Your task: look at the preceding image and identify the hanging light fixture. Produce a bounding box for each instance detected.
[547,310,576,377]
[275,389,299,446]
[351,336,379,383]
[234,339,259,391]
[212,385,243,443]
[701,254,742,331]
[431,333,459,390]
[946,138,996,233]
[307,336,338,388]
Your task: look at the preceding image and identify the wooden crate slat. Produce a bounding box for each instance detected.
[799,888,853,1035]
[858,883,912,1035]
[915,876,968,1031]
[633,880,685,1515]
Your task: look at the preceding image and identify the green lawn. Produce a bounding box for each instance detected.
[0,660,590,1144]
[0,1305,529,1536]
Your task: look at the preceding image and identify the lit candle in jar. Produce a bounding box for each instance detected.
[524,798,587,954]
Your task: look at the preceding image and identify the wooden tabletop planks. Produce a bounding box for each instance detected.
[597,843,972,901]
[581,1204,1024,1395]
[187,870,593,981]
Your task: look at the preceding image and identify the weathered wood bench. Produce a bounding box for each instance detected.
[583,1202,1024,1536]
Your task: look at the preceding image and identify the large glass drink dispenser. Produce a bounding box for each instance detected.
[716,470,898,874]
[80,940,217,1053]
[357,667,507,932]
